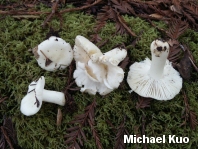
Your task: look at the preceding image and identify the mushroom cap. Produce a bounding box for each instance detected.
[20,76,45,116]
[73,61,113,95]
[75,35,103,62]
[35,36,73,71]
[73,35,127,95]
[103,64,124,89]
[99,48,127,66]
[73,58,125,95]
[127,58,182,100]
[73,44,90,64]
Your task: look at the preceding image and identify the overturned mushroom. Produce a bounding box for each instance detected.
[127,39,182,100]
[33,36,73,71]
[20,76,65,116]
[73,35,127,95]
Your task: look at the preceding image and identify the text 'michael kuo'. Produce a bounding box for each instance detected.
[124,135,189,144]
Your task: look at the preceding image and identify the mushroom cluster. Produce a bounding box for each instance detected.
[127,39,182,100]
[20,76,65,116]
[20,36,183,116]
[32,36,73,71]
[73,35,127,95]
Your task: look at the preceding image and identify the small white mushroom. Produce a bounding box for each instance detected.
[33,36,73,71]
[20,76,65,116]
[73,35,127,95]
[127,39,182,100]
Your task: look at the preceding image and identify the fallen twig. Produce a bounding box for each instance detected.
[60,0,103,14]
[0,10,48,15]
[116,12,137,37]
[1,127,14,149]
[189,58,198,72]
[0,97,7,104]
[42,0,60,27]
[181,90,198,130]
[0,0,103,16]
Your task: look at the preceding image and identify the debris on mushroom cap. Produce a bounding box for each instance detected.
[73,35,127,95]
[127,39,182,100]
[33,36,73,71]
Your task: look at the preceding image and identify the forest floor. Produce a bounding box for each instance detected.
[1,0,198,149]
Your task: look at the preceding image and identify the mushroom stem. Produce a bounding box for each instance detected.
[149,55,167,79]
[148,40,169,79]
[42,90,65,106]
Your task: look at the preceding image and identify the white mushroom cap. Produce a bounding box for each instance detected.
[20,76,65,116]
[74,60,125,95]
[75,35,103,62]
[103,64,125,89]
[34,36,73,71]
[99,48,127,66]
[127,39,182,100]
[73,36,127,95]
[20,77,44,116]
[73,42,90,64]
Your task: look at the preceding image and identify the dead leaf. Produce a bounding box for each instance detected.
[168,42,181,63]
[136,96,153,109]
[182,90,198,130]
[189,111,198,130]
[170,5,182,14]
[177,50,192,80]
[65,99,102,148]
[149,13,164,19]
[166,19,188,40]
[119,56,129,70]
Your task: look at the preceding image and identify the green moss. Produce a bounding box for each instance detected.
[0,4,198,149]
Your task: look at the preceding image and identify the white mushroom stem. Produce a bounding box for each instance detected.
[148,40,170,79]
[149,55,167,79]
[42,90,65,106]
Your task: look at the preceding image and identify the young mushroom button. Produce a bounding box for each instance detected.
[20,76,65,116]
[32,36,73,71]
[127,39,182,100]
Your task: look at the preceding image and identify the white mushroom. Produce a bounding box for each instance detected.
[127,39,182,100]
[33,36,73,71]
[20,76,65,116]
[73,35,127,95]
